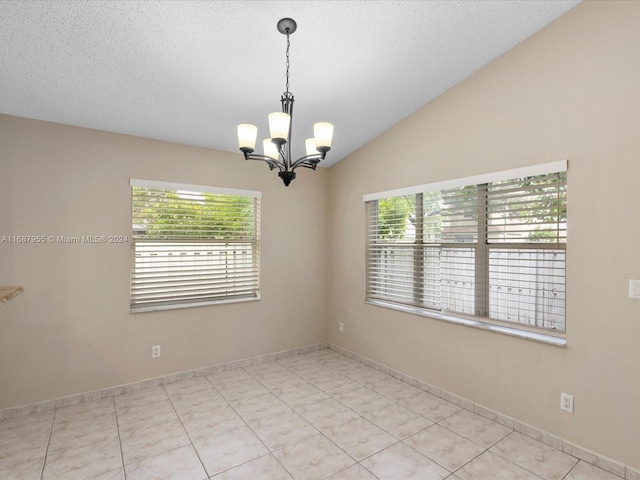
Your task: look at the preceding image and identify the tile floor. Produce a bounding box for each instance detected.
[0,349,624,480]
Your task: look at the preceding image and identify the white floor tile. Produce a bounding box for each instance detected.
[2,350,622,480]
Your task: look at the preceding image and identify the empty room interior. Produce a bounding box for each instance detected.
[1,1,639,479]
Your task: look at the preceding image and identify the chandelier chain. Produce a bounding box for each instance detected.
[285,33,290,93]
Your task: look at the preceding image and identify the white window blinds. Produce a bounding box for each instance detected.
[130,180,261,312]
[365,161,567,332]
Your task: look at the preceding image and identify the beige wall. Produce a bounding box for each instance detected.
[0,115,329,409]
[328,1,640,470]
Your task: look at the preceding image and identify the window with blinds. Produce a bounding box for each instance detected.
[365,161,567,332]
[130,179,261,312]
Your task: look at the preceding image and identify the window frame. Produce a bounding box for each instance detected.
[364,161,567,346]
[130,179,261,313]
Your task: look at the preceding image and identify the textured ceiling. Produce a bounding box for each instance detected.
[0,1,580,167]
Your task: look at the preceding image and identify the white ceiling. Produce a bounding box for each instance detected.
[0,1,581,167]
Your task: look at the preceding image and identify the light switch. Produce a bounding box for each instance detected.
[629,279,640,299]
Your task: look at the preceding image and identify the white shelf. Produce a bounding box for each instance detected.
[0,286,24,306]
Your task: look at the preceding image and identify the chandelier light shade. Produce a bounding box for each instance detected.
[237,18,334,186]
[263,138,279,160]
[268,112,291,144]
[237,124,258,151]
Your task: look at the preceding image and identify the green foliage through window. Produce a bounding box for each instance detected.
[132,187,257,241]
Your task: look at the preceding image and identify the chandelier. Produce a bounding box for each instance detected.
[237,18,334,186]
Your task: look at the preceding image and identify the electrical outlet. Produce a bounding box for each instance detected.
[339,322,344,333]
[560,392,573,413]
[152,345,161,358]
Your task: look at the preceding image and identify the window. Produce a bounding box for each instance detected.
[364,161,567,336]
[130,179,261,312]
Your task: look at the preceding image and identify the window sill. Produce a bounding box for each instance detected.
[131,295,259,314]
[365,299,566,347]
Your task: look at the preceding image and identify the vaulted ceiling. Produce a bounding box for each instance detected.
[0,1,580,166]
